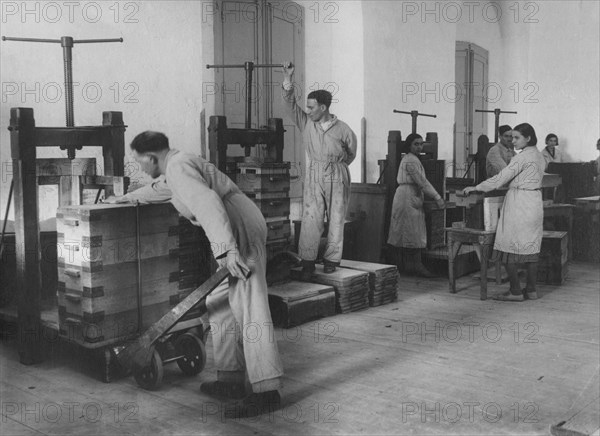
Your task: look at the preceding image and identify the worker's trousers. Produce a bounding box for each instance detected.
[205,194,283,393]
[298,161,351,264]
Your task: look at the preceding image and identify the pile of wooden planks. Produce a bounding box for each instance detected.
[339,259,398,307]
[56,203,212,347]
[291,265,370,313]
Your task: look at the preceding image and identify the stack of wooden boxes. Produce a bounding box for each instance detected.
[56,203,212,346]
[236,162,293,259]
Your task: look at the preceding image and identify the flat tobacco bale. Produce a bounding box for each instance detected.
[268,281,336,328]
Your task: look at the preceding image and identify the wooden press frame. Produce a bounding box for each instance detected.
[8,107,126,365]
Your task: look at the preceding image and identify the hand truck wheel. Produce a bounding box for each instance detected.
[175,332,207,376]
[133,347,163,390]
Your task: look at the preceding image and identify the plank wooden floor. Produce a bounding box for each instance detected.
[1,261,598,436]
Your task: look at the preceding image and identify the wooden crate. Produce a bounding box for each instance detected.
[236,163,291,194]
[465,202,484,230]
[573,197,600,263]
[537,231,569,285]
[268,281,336,328]
[346,183,388,263]
[266,238,295,261]
[56,203,212,347]
[249,196,290,218]
[266,218,291,242]
[424,202,445,249]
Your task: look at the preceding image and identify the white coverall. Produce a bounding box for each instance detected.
[486,142,516,178]
[122,149,283,393]
[282,84,357,264]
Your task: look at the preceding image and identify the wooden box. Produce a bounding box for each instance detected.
[268,281,336,328]
[346,183,388,263]
[573,196,600,263]
[266,238,295,262]
[56,203,212,346]
[424,202,446,249]
[266,218,291,242]
[249,196,290,218]
[537,231,569,285]
[236,163,290,194]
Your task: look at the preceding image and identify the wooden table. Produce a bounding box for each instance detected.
[446,227,496,300]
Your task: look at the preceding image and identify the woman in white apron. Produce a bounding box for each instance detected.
[464,123,546,301]
[387,133,445,276]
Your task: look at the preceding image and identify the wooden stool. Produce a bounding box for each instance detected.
[446,227,496,300]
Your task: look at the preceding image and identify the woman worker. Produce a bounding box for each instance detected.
[463,123,547,301]
[541,133,564,170]
[387,133,445,277]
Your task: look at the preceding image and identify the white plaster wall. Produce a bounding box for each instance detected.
[363,0,456,182]
[0,0,204,220]
[500,0,599,162]
[294,0,365,184]
[2,0,597,223]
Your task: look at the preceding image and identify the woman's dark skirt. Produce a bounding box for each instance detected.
[491,249,539,264]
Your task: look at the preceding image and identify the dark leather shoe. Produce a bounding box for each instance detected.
[224,390,282,419]
[323,261,336,274]
[200,381,246,399]
[493,291,524,302]
[523,288,538,300]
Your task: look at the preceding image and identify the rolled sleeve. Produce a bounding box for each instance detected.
[122,178,173,204]
[282,83,308,131]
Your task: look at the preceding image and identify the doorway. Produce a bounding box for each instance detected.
[454,41,488,178]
